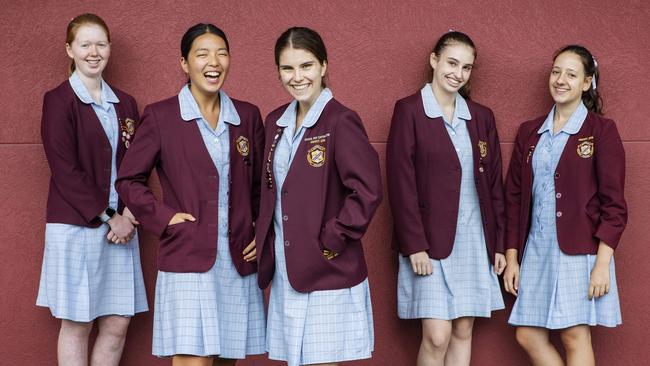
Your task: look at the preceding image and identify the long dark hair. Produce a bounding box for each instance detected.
[553,45,602,115]
[275,27,328,87]
[430,31,476,98]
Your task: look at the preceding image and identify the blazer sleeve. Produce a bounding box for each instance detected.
[486,110,506,254]
[41,90,106,223]
[504,124,526,251]
[385,101,429,255]
[319,110,383,253]
[115,105,177,237]
[594,119,627,250]
[251,106,265,222]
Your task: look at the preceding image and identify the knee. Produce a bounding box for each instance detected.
[515,327,541,351]
[422,329,451,352]
[560,327,591,351]
[60,319,93,338]
[451,318,474,341]
[98,316,130,340]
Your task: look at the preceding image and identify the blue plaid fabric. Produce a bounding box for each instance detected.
[36,73,148,321]
[397,85,504,320]
[266,88,374,365]
[508,102,621,329]
[152,86,265,357]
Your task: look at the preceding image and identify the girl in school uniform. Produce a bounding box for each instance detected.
[115,24,266,366]
[255,27,382,366]
[503,45,626,366]
[37,13,147,366]
[387,31,506,366]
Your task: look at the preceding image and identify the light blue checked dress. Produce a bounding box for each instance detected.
[152,86,266,358]
[267,88,374,366]
[508,103,621,329]
[36,72,148,322]
[397,85,504,320]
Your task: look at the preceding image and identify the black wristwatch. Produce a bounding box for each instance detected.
[98,207,116,223]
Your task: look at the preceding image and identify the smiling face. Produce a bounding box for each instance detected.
[181,32,230,96]
[430,42,475,96]
[66,24,110,79]
[278,47,327,108]
[549,51,592,108]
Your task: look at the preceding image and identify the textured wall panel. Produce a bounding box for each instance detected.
[1,0,649,364]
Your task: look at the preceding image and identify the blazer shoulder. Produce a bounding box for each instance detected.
[584,112,618,130]
[146,95,179,113]
[395,91,422,110]
[231,97,259,112]
[466,99,494,117]
[44,80,75,103]
[265,102,291,125]
[231,98,262,122]
[111,86,137,103]
[111,86,139,114]
[517,116,546,136]
[323,98,363,127]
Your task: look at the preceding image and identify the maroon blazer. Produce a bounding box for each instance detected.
[115,95,264,274]
[505,112,627,260]
[255,99,383,292]
[42,80,139,227]
[386,92,505,263]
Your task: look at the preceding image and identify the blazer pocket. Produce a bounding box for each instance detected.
[164,220,194,239]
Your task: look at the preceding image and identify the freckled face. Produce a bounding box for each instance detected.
[549,51,592,107]
[66,24,110,79]
[278,47,327,107]
[430,43,475,95]
[181,33,230,96]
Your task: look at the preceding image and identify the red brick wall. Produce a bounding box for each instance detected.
[2,1,648,364]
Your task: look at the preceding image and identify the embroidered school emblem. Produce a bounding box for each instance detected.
[236,136,250,157]
[478,140,488,158]
[119,118,136,149]
[307,145,326,167]
[577,140,594,158]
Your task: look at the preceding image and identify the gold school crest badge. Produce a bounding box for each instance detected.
[236,136,250,157]
[119,118,136,148]
[478,140,488,158]
[576,136,594,158]
[307,145,326,167]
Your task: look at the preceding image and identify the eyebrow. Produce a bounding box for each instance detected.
[552,66,578,72]
[279,61,314,68]
[193,47,228,52]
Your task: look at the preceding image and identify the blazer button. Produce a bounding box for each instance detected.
[284,240,290,247]
[478,166,484,173]
[554,172,560,179]
[283,215,288,221]
[556,192,562,199]
[556,211,563,218]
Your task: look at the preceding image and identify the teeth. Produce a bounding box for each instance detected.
[292,84,308,90]
[205,71,220,77]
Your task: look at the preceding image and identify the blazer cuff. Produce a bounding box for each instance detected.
[398,241,430,257]
[594,228,621,251]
